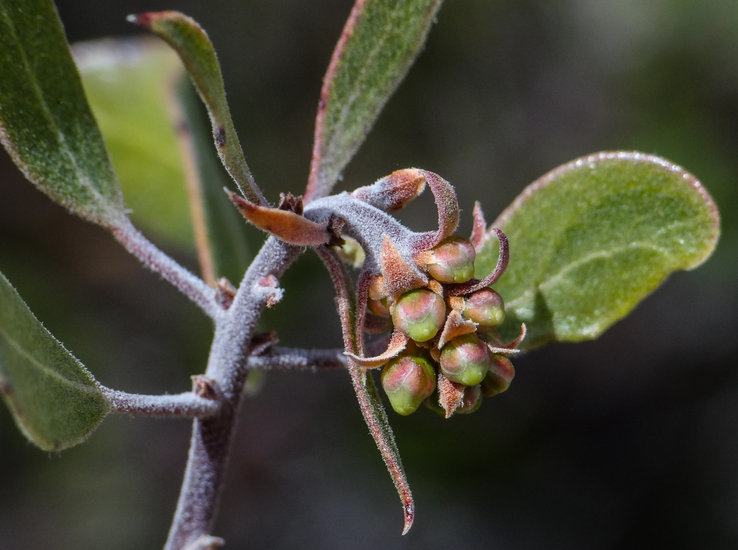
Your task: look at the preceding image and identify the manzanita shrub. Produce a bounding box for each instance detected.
[0,0,721,548]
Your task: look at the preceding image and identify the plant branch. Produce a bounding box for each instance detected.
[246,346,346,372]
[101,387,221,418]
[111,217,220,320]
[164,237,301,550]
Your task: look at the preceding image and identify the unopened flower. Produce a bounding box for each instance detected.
[439,333,492,386]
[462,288,505,328]
[391,289,446,343]
[455,384,483,415]
[480,355,516,397]
[416,236,476,284]
[381,355,436,415]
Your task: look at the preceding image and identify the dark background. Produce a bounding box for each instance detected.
[1,1,737,549]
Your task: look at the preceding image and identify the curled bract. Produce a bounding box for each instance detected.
[311,168,524,418]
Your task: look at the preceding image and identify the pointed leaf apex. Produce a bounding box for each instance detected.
[126,12,152,27]
[402,500,415,535]
[470,201,487,251]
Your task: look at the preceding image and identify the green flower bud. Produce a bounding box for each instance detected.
[439,334,491,386]
[424,236,476,283]
[381,355,437,415]
[480,355,515,397]
[462,288,505,328]
[455,385,483,415]
[391,289,446,342]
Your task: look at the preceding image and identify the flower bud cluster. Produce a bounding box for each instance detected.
[371,236,518,418]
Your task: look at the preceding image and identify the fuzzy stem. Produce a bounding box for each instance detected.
[102,387,221,418]
[111,217,220,320]
[246,346,346,371]
[164,237,300,550]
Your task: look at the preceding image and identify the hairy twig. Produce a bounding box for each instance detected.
[164,237,301,550]
[101,387,221,418]
[246,346,347,372]
[111,217,220,320]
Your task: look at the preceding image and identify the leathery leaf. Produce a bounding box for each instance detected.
[0,0,125,226]
[476,151,720,348]
[0,272,110,451]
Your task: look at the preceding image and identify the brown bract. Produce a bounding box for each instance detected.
[228,191,338,246]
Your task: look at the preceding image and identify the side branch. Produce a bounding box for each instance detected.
[247,347,346,372]
[101,387,221,418]
[111,217,220,320]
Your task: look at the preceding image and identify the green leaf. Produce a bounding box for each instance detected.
[0,271,110,451]
[0,0,125,227]
[316,247,414,533]
[476,152,720,349]
[304,0,444,202]
[129,11,266,206]
[173,78,251,282]
[76,38,250,283]
[75,38,194,248]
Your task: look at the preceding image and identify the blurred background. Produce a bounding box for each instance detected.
[1,1,737,548]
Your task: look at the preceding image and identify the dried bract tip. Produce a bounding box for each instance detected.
[215,277,236,309]
[381,355,436,415]
[391,289,446,343]
[437,372,466,418]
[439,333,491,386]
[277,192,304,214]
[191,375,219,400]
[437,309,477,349]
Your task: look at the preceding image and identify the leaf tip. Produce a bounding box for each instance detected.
[127,12,153,28]
[402,499,415,535]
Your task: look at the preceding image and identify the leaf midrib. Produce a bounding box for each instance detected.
[0,328,100,397]
[2,7,108,211]
[506,241,672,313]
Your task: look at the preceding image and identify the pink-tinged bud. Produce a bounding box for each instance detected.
[462,288,505,328]
[481,355,515,397]
[381,355,437,415]
[422,236,476,283]
[368,297,390,317]
[440,334,491,386]
[391,289,446,342]
[455,385,483,415]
